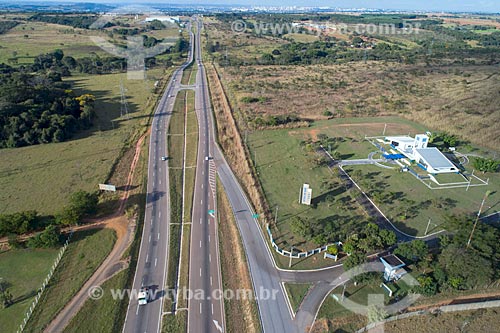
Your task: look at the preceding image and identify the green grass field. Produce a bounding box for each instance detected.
[344,163,498,236]
[0,248,59,333]
[284,283,312,313]
[24,228,116,332]
[0,70,164,215]
[63,270,127,333]
[247,120,372,257]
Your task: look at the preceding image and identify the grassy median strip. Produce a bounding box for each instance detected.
[178,91,197,310]
[283,283,312,313]
[164,91,186,312]
[162,311,187,333]
[217,178,262,333]
[24,228,116,332]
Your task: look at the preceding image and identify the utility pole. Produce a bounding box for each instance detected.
[466,190,491,249]
[288,246,294,268]
[120,80,129,119]
[425,218,431,235]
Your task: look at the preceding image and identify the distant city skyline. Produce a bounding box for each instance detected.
[11,0,500,12]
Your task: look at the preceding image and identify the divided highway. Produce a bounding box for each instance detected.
[122,24,194,333]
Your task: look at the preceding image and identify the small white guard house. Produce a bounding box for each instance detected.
[380,254,407,282]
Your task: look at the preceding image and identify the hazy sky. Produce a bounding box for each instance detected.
[14,1,500,12]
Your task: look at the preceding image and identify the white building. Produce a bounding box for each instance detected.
[145,16,180,24]
[413,147,458,174]
[385,134,458,174]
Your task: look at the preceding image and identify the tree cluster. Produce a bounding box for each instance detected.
[29,13,99,29]
[0,20,19,35]
[400,215,500,296]
[472,157,499,173]
[0,63,95,148]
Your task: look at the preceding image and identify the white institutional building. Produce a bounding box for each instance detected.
[385,134,459,174]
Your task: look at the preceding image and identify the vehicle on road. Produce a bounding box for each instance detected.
[138,288,149,305]
[161,156,168,161]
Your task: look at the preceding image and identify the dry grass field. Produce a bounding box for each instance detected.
[217,63,500,151]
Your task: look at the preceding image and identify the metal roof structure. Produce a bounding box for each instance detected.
[414,147,455,169]
[385,136,414,144]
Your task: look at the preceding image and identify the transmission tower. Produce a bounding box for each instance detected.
[120,80,129,119]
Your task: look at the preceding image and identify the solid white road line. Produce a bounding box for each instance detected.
[158,232,160,240]
[155,258,158,267]
[200,303,202,314]
[211,303,214,315]
[159,212,161,218]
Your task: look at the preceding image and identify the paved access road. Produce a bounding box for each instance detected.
[122,24,194,333]
[186,18,225,333]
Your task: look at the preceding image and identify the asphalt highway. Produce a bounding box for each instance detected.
[122,24,194,333]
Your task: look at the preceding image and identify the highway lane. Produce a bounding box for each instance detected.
[191,18,296,333]
[122,24,194,333]
[187,18,225,333]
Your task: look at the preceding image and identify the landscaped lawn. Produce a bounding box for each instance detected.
[343,163,498,236]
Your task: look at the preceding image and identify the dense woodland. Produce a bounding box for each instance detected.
[0,61,95,148]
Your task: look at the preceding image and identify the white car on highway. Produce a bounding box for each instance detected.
[138,288,149,305]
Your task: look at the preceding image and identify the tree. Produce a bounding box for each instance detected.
[0,289,13,309]
[327,244,339,256]
[69,191,98,217]
[290,217,312,239]
[379,229,397,247]
[343,239,356,255]
[413,275,437,296]
[438,244,493,290]
[394,240,428,263]
[27,225,60,248]
[472,157,500,173]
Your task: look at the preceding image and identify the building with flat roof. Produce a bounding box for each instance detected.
[380,254,407,282]
[414,147,458,174]
[384,134,458,174]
